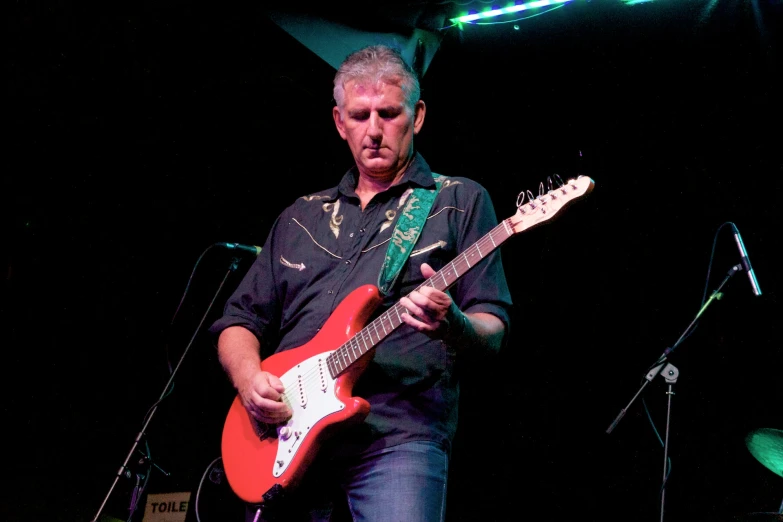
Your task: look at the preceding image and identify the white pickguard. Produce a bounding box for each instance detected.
[272,351,342,477]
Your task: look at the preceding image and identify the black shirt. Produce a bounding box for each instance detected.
[209,152,513,454]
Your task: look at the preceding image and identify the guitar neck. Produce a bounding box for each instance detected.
[326,218,515,378]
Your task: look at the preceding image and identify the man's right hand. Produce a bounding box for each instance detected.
[237,370,293,424]
[217,326,293,425]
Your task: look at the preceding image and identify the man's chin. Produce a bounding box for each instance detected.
[360,158,396,174]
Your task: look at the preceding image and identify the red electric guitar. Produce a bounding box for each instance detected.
[221,175,595,504]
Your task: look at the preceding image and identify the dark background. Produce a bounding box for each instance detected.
[5,1,782,521]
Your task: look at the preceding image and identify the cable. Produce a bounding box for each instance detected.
[195,457,224,522]
[642,399,672,491]
[701,222,734,307]
[165,243,221,375]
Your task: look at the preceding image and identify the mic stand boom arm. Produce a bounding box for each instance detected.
[90,256,243,522]
[605,263,741,435]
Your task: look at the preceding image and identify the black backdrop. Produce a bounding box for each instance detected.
[6,1,782,521]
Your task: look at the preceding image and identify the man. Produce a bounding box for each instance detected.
[209,44,512,521]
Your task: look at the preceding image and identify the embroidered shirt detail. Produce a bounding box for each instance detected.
[322,200,343,239]
[379,187,416,233]
[411,240,447,257]
[301,194,333,202]
[438,178,462,190]
[291,218,342,259]
[380,209,397,233]
[280,256,306,271]
[428,206,465,220]
[398,187,414,208]
[361,237,391,254]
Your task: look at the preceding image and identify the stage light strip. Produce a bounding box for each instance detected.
[449,0,574,24]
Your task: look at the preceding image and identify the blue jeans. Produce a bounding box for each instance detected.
[246,440,449,522]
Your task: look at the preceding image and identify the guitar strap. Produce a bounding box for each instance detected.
[377,174,443,296]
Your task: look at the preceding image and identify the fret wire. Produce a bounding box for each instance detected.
[502,219,512,237]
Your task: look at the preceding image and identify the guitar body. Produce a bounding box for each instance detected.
[221,284,382,504]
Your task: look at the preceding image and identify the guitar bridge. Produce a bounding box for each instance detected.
[252,421,275,441]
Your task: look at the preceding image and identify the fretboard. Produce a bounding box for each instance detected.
[326,217,516,378]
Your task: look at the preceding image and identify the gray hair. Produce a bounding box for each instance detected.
[333,45,421,110]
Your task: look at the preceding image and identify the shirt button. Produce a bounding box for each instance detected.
[345,260,351,264]
[349,233,354,238]
[328,290,333,294]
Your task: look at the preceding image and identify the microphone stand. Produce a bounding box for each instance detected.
[605,264,742,522]
[91,255,242,522]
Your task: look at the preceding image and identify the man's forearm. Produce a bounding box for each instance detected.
[444,309,505,357]
[217,325,263,389]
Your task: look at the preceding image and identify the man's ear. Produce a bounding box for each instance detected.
[413,100,426,135]
[333,106,347,140]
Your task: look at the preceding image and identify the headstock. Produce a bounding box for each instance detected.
[507,175,595,234]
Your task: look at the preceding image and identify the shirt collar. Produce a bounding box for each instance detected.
[337,151,435,199]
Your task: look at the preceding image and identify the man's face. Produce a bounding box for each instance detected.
[333,79,425,179]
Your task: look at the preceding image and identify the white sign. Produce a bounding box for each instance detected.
[143,491,191,522]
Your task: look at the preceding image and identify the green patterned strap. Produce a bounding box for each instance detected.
[377,175,443,296]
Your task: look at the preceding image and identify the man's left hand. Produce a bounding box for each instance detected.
[399,263,461,338]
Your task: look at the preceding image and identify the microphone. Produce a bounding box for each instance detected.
[731,225,762,296]
[216,242,262,256]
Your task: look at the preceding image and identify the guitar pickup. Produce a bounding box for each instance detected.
[318,358,328,393]
[296,374,307,409]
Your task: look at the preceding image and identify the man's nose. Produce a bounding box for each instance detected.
[367,113,382,139]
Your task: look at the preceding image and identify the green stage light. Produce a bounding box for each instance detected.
[450,0,574,24]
